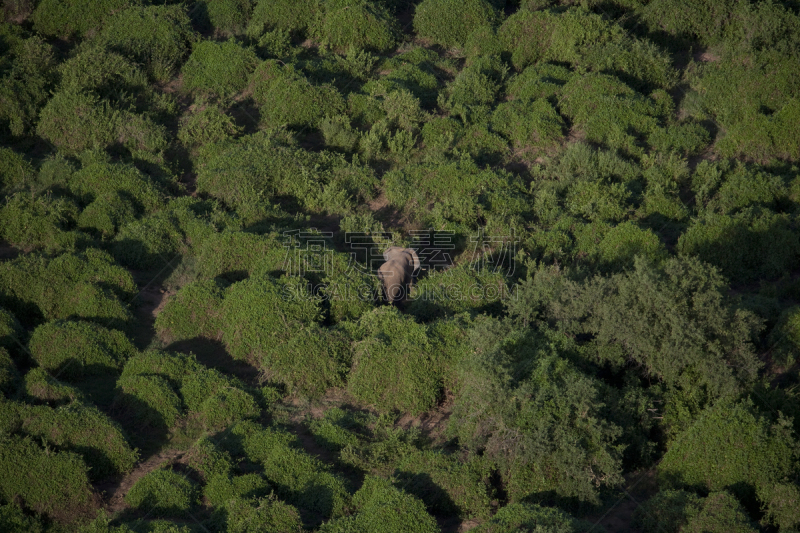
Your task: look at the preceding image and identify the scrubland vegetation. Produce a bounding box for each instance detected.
[1,0,800,531]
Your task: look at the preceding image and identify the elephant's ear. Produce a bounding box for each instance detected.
[408,248,421,272]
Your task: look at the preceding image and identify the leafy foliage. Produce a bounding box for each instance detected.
[125,468,199,517]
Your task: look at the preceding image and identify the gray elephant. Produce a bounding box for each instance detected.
[377,247,420,303]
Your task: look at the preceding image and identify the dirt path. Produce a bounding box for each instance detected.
[98,449,186,514]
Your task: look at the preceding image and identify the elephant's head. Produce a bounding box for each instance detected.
[377,246,420,303]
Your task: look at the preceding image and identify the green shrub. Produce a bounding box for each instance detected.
[227,421,351,523]
[500,7,677,88]
[0,433,94,522]
[320,475,439,533]
[204,473,271,507]
[57,46,152,109]
[414,0,498,49]
[464,25,504,59]
[408,265,509,320]
[221,275,351,397]
[633,490,702,533]
[447,318,624,504]
[687,51,800,162]
[0,307,24,356]
[492,98,564,152]
[677,208,800,283]
[0,348,19,396]
[23,367,84,405]
[382,158,526,227]
[178,98,242,148]
[550,257,762,428]
[0,249,135,329]
[180,368,260,428]
[701,164,787,216]
[648,122,711,155]
[634,489,758,533]
[311,0,400,53]
[768,306,800,369]
[14,402,138,478]
[308,409,362,451]
[186,436,234,480]
[758,481,800,532]
[125,468,198,517]
[470,502,596,533]
[36,89,118,154]
[28,320,136,380]
[0,147,34,191]
[506,63,573,102]
[91,5,195,82]
[393,450,492,519]
[182,40,259,99]
[0,33,57,138]
[196,0,254,36]
[320,251,379,323]
[498,9,554,71]
[659,398,798,504]
[247,0,317,38]
[442,55,504,110]
[0,502,44,533]
[594,221,667,271]
[155,280,226,344]
[189,229,286,281]
[219,497,304,533]
[31,0,141,38]
[559,72,662,156]
[112,211,186,270]
[78,191,138,237]
[347,307,443,414]
[114,374,183,430]
[0,193,83,253]
[248,60,345,129]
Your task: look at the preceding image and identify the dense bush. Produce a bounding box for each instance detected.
[36,90,118,154]
[11,401,138,478]
[155,279,226,344]
[125,468,199,517]
[677,208,800,283]
[112,210,186,269]
[320,475,439,533]
[28,320,136,380]
[447,318,625,504]
[546,257,762,424]
[91,5,196,82]
[347,307,443,414]
[31,0,140,38]
[0,348,19,396]
[195,0,254,37]
[0,147,34,191]
[227,421,351,523]
[471,502,596,533]
[0,249,135,329]
[311,0,400,53]
[114,373,184,430]
[414,0,498,49]
[178,98,242,148]
[0,433,94,522]
[248,60,345,129]
[393,450,492,519]
[492,98,564,153]
[182,40,259,98]
[246,0,318,38]
[0,307,24,356]
[382,158,527,228]
[408,264,509,320]
[659,398,798,504]
[221,275,351,397]
[23,367,84,405]
[633,490,758,533]
[0,193,83,253]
